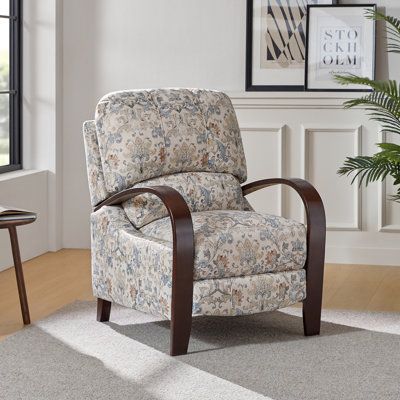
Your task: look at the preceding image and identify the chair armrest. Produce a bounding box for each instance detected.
[242,178,326,271]
[94,186,194,327]
[243,178,326,335]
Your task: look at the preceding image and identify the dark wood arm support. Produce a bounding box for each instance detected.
[242,178,326,336]
[94,186,194,355]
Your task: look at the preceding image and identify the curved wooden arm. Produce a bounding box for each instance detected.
[94,186,194,355]
[242,178,326,336]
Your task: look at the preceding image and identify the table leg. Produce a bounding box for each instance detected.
[8,226,31,325]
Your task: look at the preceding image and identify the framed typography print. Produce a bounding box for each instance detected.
[246,0,337,91]
[305,4,376,91]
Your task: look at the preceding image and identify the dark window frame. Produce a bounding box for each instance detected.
[0,0,22,174]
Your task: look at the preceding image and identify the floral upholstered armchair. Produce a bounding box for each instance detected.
[83,89,326,356]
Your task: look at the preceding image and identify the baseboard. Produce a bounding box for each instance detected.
[326,246,400,266]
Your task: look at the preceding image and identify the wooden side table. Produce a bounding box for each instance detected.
[0,215,36,325]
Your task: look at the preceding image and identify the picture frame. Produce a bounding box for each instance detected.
[305,4,376,91]
[246,0,338,92]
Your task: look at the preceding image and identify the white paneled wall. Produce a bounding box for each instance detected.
[231,92,400,266]
[58,0,400,267]
[378,132,400,233]
[301,125,361,231]
[241,126,284,215]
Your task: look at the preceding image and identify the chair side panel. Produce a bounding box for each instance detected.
[83,120,110,206]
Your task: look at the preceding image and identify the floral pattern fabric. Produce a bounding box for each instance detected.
[83,120,109,206]
[123,172,252,228]
[95,89,247,193]
[193,269,306,316]
[91,206,306,319]
[140,210,307,280]
[91,206,173,318]
[86,88,307,321]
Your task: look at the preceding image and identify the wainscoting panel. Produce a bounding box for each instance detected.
[301,125,361,231]
[241,126,284,216]
[230,92,400,266]
[378,131,400,232]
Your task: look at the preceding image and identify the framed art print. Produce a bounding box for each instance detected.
[246,0,337,91]
[305,4,376,91]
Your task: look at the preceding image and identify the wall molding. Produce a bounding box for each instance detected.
[240,125,285,215]
[301,125,362,231]
[378,130,400,232]
[229,92,363,110]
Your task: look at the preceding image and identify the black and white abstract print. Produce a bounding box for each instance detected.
[261,0,331,69]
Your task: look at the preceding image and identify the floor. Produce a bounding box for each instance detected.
[0,249,399,341]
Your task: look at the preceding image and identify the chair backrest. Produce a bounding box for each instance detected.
[83,88,247,207]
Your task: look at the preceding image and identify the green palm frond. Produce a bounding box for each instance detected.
[336,10,400,203]
[333,74,400,134]
[334,75,400,99]
[375,143,400,163]
[337,154,399,186]
[365,9,400,53]
[342,91,400,135]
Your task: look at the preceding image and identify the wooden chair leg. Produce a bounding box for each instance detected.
[303,254,324,336]
[97,298,111,322]
[303,297,322,336]
[8,226,30,325]
[170,310,192,356]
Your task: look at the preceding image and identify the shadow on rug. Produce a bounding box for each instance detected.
[1,302,399,400]
[0,326,162,400]
[109,310,400,400]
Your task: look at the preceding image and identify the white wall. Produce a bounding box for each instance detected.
[0,0,62,270]
[62,0,400,266]
[23,0,63,251]
[2,0,400,269]
[231,92,400,265]
[0,171,48,269]
[62,0,247,247]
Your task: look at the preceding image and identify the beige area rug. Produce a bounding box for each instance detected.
[0,301,399,400]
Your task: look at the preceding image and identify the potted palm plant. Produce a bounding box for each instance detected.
[335,10,400,201]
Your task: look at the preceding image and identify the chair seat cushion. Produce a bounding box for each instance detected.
[140,210,307,280]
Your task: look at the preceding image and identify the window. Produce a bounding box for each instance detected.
[0,0,21,173]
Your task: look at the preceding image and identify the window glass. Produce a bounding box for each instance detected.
[0,0,21,172]
[0,94,9,166]
[0,18,9,90]
[0,1,9,16]
[0,15,9,167]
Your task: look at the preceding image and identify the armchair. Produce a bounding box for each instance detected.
[83,89,326,355]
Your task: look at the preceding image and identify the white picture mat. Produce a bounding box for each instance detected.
[306,6,375,90]
[251,0,334,87]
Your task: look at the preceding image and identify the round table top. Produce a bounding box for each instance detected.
[0,214,37,229]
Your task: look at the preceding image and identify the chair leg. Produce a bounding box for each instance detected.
[97,298,111,322]
[303,297,322,336]
[8,226,31,325]
[170,310,192,356]
[303,258,324,336]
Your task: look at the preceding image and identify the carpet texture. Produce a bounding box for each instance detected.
[0,302,399,400]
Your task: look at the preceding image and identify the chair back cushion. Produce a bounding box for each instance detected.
[123,172,252,228]
[95,89,247,193]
